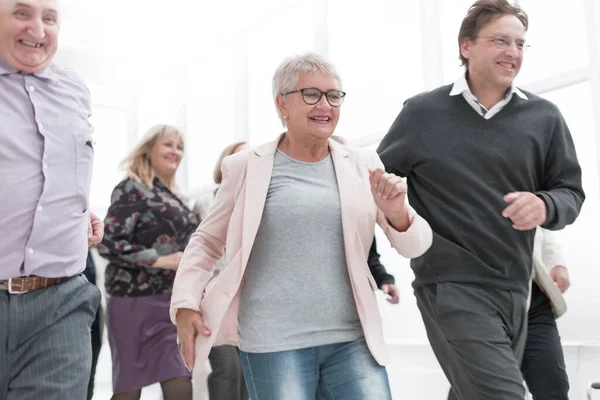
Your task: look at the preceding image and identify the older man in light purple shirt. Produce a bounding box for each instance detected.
[0,0,103,399]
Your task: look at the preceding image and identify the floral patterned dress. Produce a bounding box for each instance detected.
[99,177,199,297]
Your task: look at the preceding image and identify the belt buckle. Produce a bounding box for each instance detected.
[7,278,26,295]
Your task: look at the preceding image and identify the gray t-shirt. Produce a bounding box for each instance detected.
[238,149,363,352]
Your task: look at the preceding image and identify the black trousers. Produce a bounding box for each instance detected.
[208,345,249,400]
[521,282,569,399]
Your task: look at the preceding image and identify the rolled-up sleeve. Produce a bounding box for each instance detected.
[371,152,433,258]
[539,228,567,269]
[377,209,433,258]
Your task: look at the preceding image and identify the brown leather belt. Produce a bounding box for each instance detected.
[0,276,71,294]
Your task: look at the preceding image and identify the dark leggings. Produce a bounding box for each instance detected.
[521,283,569,399]
[110,376,192,400]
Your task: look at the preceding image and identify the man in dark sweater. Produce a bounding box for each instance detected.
[377,1,584,399]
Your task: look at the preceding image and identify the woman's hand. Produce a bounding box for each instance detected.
[550,265,570,293]
[369,168,410,231]
[175,308,212,371]
[153,252,183,270]
[381,283,400,304]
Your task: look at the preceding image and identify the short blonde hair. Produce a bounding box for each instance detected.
[272,52,343,127]
[120,124,184,197]
[213,141,247,184]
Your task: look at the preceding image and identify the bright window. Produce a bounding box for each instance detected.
[537,82,598,342]
[88,107,131,218]
[328,0,423,141]
[246,5,318,146]
[517,0,588,84]
[184,50,236,194]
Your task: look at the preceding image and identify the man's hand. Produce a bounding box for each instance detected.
[369,168,410,231]
[88,212,104,247]
[381,284,400,304]
[176,308,211,371]
[550,265,570,293]
[502,192,547,231]
[153,252,184,270]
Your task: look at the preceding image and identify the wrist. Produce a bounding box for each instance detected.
[176,307,200,320]
[152,256,163,267]
[385,208,410,232]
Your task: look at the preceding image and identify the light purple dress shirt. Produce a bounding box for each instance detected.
[0,57,94,280]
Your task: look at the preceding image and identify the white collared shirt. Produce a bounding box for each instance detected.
[449,72,528,119]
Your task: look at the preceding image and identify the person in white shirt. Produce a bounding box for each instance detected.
[522,227,570,399]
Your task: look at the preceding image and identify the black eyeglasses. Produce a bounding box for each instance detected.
[477,35,530,53]
[282,87,346,107]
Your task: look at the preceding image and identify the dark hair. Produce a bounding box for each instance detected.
[458,0,528,67]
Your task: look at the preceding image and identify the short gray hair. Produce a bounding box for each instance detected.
[272,52,343,126]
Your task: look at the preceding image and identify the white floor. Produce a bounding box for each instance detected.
[92,335,600,399]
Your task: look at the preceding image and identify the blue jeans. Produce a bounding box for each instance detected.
[239,338,392,400]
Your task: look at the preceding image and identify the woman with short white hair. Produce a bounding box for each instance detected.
[171,53,433,399]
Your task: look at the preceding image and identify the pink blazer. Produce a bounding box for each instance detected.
[170,134,432,367]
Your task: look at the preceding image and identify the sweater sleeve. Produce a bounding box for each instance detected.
[98,181,159,268]
[536,109,585,230]
[539,228,567,270]
[367,236,395,288]
[377,99,416,177]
